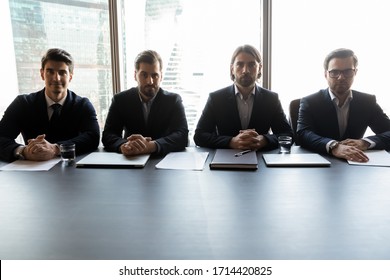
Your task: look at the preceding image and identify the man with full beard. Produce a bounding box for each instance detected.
[194,44,292,150]
[102,50,188,156]
[297,48,390,162]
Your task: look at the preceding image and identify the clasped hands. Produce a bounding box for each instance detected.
[120,134,157,156]
[24,134,59,161]
[229,129,267,150]
[332,138,370,162]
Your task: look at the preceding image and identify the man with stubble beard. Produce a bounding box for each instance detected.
[297,48,390,162]
[102,50,188,156]
[194,44,292,150]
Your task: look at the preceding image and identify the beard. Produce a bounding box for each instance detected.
[140,85,159,99]
[236,74,255,88]
[331,82,352,96]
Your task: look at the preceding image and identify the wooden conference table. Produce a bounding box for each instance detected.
[0,147,389,260]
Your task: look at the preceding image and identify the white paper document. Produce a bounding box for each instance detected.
[156,152,209,170]
[348,150,390,167]
[0,158,61,171]
[76,152,150,168]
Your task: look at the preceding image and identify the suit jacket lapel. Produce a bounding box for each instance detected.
[59,90,72,119]
[344,91,360,138]
[322,89,341,139]
[249,85,262,126]
[36,90,50,124]
[226,85,242,129]
[145,89,164,132]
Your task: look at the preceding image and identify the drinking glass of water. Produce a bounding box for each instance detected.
[60,143,75,164]
[278,136,292,154]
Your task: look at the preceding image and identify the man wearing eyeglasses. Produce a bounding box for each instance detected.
[297,48,390,162]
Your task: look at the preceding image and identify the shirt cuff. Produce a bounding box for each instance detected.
[14,145,26,160]
[363,138,375,149]
[326,140,337,153]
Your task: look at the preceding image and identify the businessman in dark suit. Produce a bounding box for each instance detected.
[297,48,390,162]
[194,44,292,150]
[102,50,188,156]
[0,48,100,162]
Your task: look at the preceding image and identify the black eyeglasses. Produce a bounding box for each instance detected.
[328,68,356,78]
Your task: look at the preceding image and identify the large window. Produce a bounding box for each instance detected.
[119,0,261,140]
[272,0,390,118]
[4,0,112,130]
[1,1,19,118]
[3,0,261,141]
[4,0,390,142]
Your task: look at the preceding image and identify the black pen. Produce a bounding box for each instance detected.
[234,149,252,157]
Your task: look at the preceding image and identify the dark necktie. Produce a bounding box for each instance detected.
[50,104,61,126]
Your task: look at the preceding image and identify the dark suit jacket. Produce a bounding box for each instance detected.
[193,85,293,149]
[297,89,390,153]
[0,89,100,162]
[102,87,188,155]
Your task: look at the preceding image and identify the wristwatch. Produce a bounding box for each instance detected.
[329,141,339,153]
[15,146,26,160]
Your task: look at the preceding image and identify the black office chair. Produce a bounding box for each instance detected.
[289,98,301,145]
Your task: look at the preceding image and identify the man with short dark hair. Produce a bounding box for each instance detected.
[0,48,100,162]
[102,50,188,156]
[297,48,390,162]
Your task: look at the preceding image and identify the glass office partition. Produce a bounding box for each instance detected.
[272,0,390,118]
[0,1,18,119]
[4,0,261,137]
[119,0,261,139]
[6,0,112,129]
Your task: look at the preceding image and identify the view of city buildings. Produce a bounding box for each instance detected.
[7,0,231,137]
[4,0,260,138]
[8,0,112,129]
[4,0,389,142]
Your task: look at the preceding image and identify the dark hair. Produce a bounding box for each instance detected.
[323,48,358,70]
[41,48,74,73]
[230,44,262,81]
[134,50,163,71]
